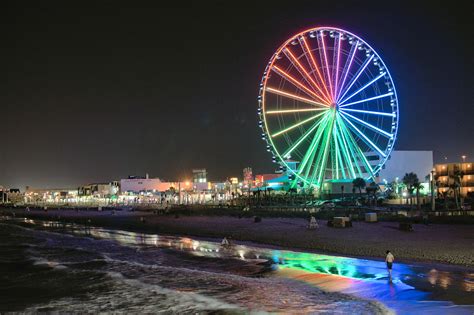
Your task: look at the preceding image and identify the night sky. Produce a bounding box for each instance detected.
[1,1,473,188]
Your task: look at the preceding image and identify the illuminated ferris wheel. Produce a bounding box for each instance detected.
[258,27,399,188]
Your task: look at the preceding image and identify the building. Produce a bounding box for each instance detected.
[192,169,207,183]
[434,161,474,197]
[120,175,174,193]
[321,179,359,197]
[254,174,280,187]
[24,187,78,204]
[243,167,253,186]
[378,150,433,183]
[78,182,120,197]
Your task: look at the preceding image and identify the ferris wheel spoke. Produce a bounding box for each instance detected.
[271,111,326,138]
[318,33,334,101]
[296,114,331,181]
[336,54,374,103]
[282,112,330,158]
[334,126,347,179]
[346,130,375,179]
[340,111,393,138]
[333,34,342,102]
[333,125,340,179]
[335,40,358,101]
[337,117,364,177]
[339,108,395,117]
[313,112,336,186]
[338,72,386,105]
[266,108,327,114]
[339,92,394,108]
[303,133,324,183]
[265,87,329,107]
[306,116,332,185]
[282,48,332,104]
[298,36,332,102]
[339,113,387,158]
[334,118,357,178]
[338,115,376,178]
[272,66,329,104]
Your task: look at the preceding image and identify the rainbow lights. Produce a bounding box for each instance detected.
[258,27,399,188]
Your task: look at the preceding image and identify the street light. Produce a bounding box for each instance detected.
[430,168,436,211]
[462,155,467,163]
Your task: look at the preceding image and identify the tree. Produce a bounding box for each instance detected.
[352,178,366,196]
[413,181,424,210]
[452,170,464,209]
[365,182,379,206]
[402,172,419,207]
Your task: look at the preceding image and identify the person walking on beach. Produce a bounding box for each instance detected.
[221,237,229,247]
[385,250,394,281]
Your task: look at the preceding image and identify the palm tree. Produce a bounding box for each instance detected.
[413,181,424,210]
[352,178,366,196]
[452,170,464,209]
[365,182,379,206]
[402,172,419,207]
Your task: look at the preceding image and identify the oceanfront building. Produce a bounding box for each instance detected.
[434,161,474,197]
[120,175,174,193]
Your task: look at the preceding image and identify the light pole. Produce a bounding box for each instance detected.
[431,169,436,211]
[461,156,466,205]
[178,181,181,205]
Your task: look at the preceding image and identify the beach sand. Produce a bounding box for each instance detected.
[5,208,474,267]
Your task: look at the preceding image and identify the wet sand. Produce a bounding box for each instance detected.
[5,208,474,267]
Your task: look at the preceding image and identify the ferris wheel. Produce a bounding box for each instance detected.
[258,27,399,188]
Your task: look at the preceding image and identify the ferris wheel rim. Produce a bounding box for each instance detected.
[258,26,399,187]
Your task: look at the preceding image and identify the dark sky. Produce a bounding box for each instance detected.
[1,1,473,188]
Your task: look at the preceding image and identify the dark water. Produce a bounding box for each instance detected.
[0,217,473,314]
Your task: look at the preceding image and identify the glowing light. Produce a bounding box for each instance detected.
[336,115,364,177]
[340,111,393,138]
[338,72,386,105]
[296,114,331,180]
[340,113,387,157]
[335,40,358,101]
[272,112,326,137]
[272,65,329,104]
[337,54,374,103]
[260,27,398,187]
[339,108,395,117]
[266,108,327,114]
[319,32,334,101]
[299,36,332,101]
[266,87,329,107]
[282,112,330,158]
[283,48,332,104]
[337,115,375,178]
[339,92,394,108]
[315,110,336,185]
[333,34,342,100]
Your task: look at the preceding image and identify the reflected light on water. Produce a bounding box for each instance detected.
[3,216,474,315]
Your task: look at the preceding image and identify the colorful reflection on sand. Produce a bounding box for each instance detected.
[11,218,474,313]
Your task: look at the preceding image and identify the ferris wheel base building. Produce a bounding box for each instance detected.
[258,150,433,192]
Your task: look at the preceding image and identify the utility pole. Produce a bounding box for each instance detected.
[178,181,181,205]
[431,169,436,211]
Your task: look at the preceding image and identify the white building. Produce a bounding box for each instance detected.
[378,150,433,183]
[120,176,174,193]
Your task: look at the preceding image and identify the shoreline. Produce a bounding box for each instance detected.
[4,208,474,268]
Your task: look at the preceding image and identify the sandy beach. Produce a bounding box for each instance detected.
[4,208,474,267]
